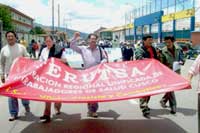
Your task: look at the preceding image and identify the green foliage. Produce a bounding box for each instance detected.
[0,5,13,31]
[30,26,46,34]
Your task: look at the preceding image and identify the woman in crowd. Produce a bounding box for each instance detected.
[39,35,67,123]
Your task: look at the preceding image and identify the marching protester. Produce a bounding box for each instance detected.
[159,36,184,114]
[188,32,200,132]
[0,31,30,121]
[121,42,134,61]
[135,35,158,118]
[188,53,200,132]
[20,36,28,49]
[28,39,34,58]
[39,35,68,123]
[30,39,39,59]
[70,32,108,118]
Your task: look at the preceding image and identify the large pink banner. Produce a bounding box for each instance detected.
[0,57,190,103]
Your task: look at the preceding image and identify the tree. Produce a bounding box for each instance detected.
[30,26,46,34]
[0,5,13,31]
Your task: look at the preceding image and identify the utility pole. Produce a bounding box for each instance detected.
[58,4,60,30]
[52,0,54,35]
[63,15,72,29]
[63,15,72,35]
[0,20,3,50]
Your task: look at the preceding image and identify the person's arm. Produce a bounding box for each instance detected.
[0,49,5,83]
[159,52,167,64]
[188,73,193,83]
[60,49,69,65]
[70,32,82,54]
[22,45,29,57]
[188,55,200,81]
[135,47,144,60]
[100,49,108,63]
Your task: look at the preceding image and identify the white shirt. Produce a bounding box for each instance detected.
[70,39,108,69]
[39,47,50,61]
[39,47,66,62]
[0,43,28,76]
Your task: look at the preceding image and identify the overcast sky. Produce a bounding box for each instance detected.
[1,0,140,33]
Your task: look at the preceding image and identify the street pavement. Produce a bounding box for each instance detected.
[0,59,198,133]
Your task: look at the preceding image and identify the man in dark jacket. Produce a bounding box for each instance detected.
[121,42,134,61]
[135,35,158,118]
[159,36,184,114]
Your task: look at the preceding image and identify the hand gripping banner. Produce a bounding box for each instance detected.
[0,57,191,103]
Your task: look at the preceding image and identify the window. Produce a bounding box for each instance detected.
[132,9,137,19]
[168,0,175,6]
[143,5,147,15]
[130,28,134,35]
[168,5,175,14]
[143,25,150,34]
[162,21,173,32]
[162,0,168,9]
[146,3,150,14]
[184,0,194,10]
[176,18,190,30]
[163,8,168,15]
[176,2,184,12]
[156,0,161,12]
[136,26,142,35]
[141,6,144,15]
[151,23,158,33]
[151,0,156,13]
[136,8,140,18]
[126,29,129,35]
[11,13,14,18]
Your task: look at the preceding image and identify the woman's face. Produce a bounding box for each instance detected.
[45,36,53,49]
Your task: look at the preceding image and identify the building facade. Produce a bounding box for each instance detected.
[100,28,113,41]
[112,26,125,43]
[93,27,107,38]
[128,0,199,42]
[0,4,34,33]
[10,7,34,33]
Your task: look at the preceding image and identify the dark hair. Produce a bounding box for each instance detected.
[45,35,54,41]
[5,31,17,38]
[164,36,175,42]
[87,33,98,40]
[142,35,152,41]
[31,39,35,43]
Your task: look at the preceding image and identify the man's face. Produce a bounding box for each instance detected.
[6,32,16,45]
[144,38,153,47]
[45,37,53,49]
[88,35,97,47]
[164,39,173,48]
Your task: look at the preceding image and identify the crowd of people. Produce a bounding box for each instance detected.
[0,30,199,124]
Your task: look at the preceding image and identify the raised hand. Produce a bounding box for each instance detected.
[73,32,81,40]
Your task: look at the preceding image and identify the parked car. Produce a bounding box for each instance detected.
[175,42,191,52]
[153,43,166,50]
[185,45,200,60]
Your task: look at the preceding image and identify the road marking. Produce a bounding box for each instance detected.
[128,99,138,105]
